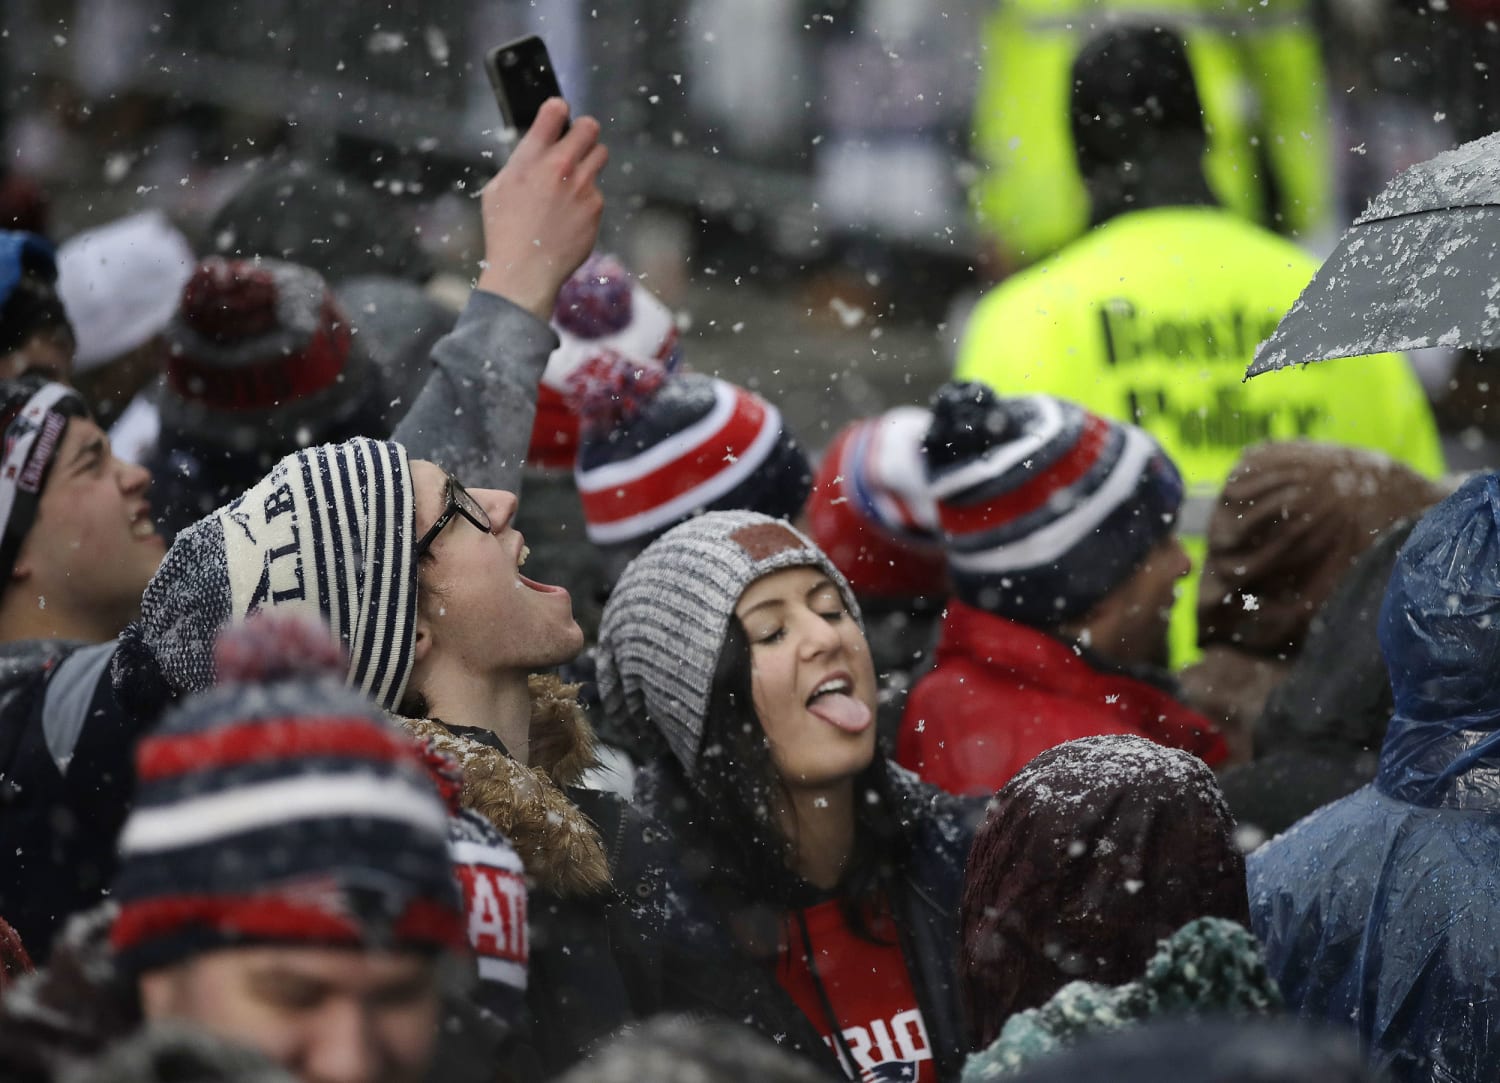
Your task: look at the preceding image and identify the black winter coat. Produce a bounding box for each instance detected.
[635,757,985,1081]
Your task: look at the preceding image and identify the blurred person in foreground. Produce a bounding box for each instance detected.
[0,98,608,961]
[897,385,1225,796]
[956,25,1442,663]
[0,617,469,1083]
[993,1018,1379,1083]
[1249,472,1500,1083]
[959,736,1273,1075]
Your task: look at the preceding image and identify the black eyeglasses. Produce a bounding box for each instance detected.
[413,475,491,559]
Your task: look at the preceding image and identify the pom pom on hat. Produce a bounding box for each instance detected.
[563,348,669,440]
[179,258,281,343]
[554,253,634,338]
[212,609,349,685]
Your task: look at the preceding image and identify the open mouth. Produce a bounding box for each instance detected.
[806,674,872,733]
[514,543,567,594]
[130,511,161,543]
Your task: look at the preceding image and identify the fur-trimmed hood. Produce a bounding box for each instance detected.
[401,673,612,898]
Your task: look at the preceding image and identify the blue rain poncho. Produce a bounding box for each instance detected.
[1248,472,1500,1083]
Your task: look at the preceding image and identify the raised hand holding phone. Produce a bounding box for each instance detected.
[475,99,607,320]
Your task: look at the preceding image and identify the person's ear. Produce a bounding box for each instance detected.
[412,614,433,667]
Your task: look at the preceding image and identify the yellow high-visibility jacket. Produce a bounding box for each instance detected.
[956,206,1445,660]
[970,0,1333,267]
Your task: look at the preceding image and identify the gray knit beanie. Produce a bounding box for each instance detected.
[595,510,861,779]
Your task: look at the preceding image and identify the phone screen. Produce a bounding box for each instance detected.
[485,36,566,132]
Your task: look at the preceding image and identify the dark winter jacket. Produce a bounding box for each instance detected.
[0,289,554,961]
[898,601,1227,796]
[1217,522,1415,838]
[402,676,668,1078]
[0,641,136,960]
[634,756,984,1081]
[1249,474,1500,1083]
[959,736,1251,1052]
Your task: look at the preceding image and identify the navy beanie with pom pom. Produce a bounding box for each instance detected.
[108,612,465,976]
[567,354,811,576]
[925,383,1183,625]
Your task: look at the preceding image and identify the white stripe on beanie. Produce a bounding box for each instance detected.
[576,378,739,492]
[929,395,1069,503]
[947,424,1158,575]
[578,382,785,546]
[119,772,448,855]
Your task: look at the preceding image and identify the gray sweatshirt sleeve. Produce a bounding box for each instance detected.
[392,288,558,494]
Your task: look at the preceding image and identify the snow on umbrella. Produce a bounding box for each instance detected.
[1247,130,1500,378]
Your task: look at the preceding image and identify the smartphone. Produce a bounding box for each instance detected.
[484,35,567,133]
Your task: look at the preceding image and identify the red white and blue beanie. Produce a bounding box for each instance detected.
[161,257,371,448]
[530,253,681,469]
[109,616,465,976]
[804,406,948,599]
[568,354,811,571]
[0,375,90,583]
[925,384,1183,625]
[138,437,417,711]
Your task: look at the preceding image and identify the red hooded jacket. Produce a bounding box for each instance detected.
[897,601,1227,796]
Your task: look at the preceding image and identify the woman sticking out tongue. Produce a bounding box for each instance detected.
[596,511,985,1082]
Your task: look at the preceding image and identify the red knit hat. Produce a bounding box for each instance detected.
[804,407,948,599]
[162,257,372,447]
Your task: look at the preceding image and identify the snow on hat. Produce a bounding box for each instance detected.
[596,510,860,781]
[529,253,681,468]
[803,406,948,599]
[161,257,372,449]
[137,437,417,711]
[570,355,811,572]
[925,384,1182,625]
[109,614,464,976]
[0,375,90,583]
[0,231,70,357]
[56,211,195,372]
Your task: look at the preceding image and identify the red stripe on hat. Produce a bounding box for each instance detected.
[578,387,771,527]
[527,385,581,470]
[938,412,1112,536]
[111,894,466,954]
[137,717,419,783]
[167,299,351,412]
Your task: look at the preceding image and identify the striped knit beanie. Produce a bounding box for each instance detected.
[531,253,681,469]
[926,384,1182,625]
[596,510,860,780]
[137,437,417,710]
[803,406,948,599]
[571,361,811,575]
[109,616,464,976]
[0,375,90,582]
[161,257,373,449]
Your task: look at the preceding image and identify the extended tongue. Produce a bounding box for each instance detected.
[808,692,872,733]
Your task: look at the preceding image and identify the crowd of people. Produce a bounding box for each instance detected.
[0,13,1492,1083]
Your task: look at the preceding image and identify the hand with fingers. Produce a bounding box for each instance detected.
[476,97,609,321]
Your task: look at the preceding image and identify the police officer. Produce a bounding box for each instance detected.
[955,25,1444,660]
[969,0,1334,270]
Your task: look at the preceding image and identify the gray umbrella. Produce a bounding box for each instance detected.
[1247,131,1500,378]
